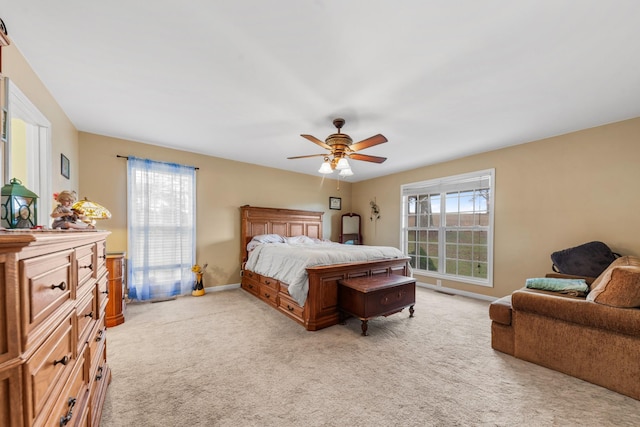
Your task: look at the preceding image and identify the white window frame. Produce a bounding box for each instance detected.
[400,168,495,287]
[5,79,52,227]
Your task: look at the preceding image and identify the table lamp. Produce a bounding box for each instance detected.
[73,197,111,226]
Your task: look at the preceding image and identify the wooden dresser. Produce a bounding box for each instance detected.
[0,230,111,427]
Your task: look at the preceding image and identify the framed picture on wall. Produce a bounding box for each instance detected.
[329,197,341,210]
[61,154,70,179]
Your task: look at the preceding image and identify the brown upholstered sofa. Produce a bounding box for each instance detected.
[490,256,640,400]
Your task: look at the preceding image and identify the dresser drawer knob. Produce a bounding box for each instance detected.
[80,263,93,270]
[53,355,70,366]
[287,305,294,312]
[59,397,77,426]
[96,329,104,342]
[95,366,104,381]
[264,293,271,298]
[84,311,94,319]
[51,282,67,291]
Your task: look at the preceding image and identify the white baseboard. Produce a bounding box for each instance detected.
[204,283,241,293]
[416,281,497,302]
[204,282,498,301]
[205,281,497,302]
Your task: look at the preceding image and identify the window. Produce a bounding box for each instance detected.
[127,157,196,300]
[401,169,494,286]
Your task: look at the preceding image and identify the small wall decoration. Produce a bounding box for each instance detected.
[329,196,342,210]
[61,154,70,179]
[370,198,380,221]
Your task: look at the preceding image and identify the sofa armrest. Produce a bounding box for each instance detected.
[511,288,640,337]
[489,295,512,325]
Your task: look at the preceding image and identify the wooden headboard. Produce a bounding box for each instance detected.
[240,205,324,263]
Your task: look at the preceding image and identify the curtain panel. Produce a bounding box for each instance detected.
[127,156,196,300]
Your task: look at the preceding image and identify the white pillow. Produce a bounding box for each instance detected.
[285,235,315,244]
[247,234,285,251]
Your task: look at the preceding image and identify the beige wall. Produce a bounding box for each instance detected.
[6,38,640,299]
[78,132,351,287]
[353,117,640,298]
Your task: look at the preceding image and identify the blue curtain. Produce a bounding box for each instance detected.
[127,157,196,301]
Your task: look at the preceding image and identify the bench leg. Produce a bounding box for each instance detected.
[361,319,369,336]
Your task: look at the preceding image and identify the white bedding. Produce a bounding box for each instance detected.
[244,239,406,306]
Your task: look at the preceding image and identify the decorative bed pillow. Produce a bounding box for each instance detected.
[525,277,589,296]
[586,256,640,307]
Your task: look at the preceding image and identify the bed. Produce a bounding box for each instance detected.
[240,205,411,331]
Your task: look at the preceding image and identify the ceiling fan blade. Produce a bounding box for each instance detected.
[287,154,327,160]
[301,134,331,150]
[349,153,387,163]
[349,134,387,152]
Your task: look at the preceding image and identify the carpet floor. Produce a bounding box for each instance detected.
[100,287,640,426]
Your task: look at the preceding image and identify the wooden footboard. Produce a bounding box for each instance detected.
[242,257,411,331]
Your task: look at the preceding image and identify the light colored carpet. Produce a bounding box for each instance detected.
[101,287,640,426]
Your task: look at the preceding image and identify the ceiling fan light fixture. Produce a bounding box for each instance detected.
[339,167,354,177]
[318,158,333,174]
[335,157,350,170]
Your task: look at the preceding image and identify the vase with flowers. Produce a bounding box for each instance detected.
[191,263,208,296]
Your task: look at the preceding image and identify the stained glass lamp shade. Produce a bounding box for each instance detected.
[73,197,112,221]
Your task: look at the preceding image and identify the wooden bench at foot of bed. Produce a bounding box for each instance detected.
[242,258,411,331]
[338,274,416,336]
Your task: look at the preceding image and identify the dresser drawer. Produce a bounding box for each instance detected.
[25,312,74,425]
[20,250,73,350]
[76,286,97,357]
[278,293,304,321]
[259,275,278,290]
[243,270,259,282]
[41,353,88,427]
[87,317,106,375]
[96,273,109,314]
[76,244,96,290]
[241,271,260,296]
[89,358,109,426]
[96,240,108,280]
[259,284,278,307]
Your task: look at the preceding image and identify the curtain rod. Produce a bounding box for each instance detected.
[117,155,199,170]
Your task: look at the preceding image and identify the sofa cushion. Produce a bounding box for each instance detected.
[586,256,640,307]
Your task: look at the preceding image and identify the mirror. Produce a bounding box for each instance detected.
[340,213,362,245]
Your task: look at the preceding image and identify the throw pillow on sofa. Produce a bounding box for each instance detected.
[550,241,620,278]
[586,256,640,307]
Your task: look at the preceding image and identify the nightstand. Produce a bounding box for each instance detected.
[106,252,126,327]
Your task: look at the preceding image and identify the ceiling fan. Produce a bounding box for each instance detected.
[287,118,387,176]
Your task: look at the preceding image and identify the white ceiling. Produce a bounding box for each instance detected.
[2,1,640,181]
